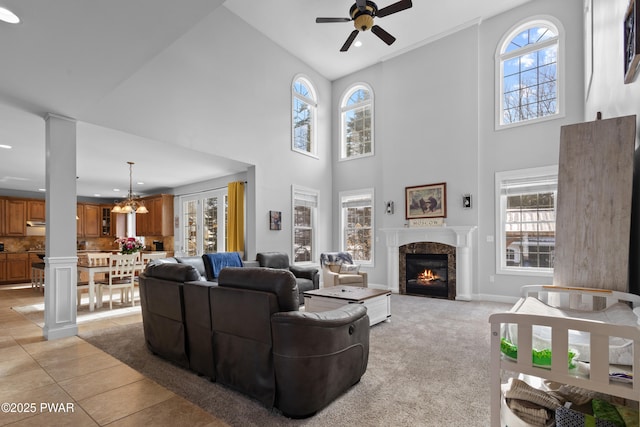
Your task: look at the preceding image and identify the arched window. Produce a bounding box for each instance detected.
[292,75,317,157]
[496,18,563,128]
[340,83,374,160]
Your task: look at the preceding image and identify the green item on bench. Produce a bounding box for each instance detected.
[500,338,577,369]
[592,399,625,427]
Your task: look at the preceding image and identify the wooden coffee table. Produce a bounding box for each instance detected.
[303,285,391,326]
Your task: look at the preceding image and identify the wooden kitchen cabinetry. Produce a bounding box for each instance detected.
[100,205,126,237]
[136,194,174,236]
[0,253,6,282]
[5,199,26,236]
[77,203,101,237]
[27,200,45,222]
[0,199,5,236]
[6,253,29,283]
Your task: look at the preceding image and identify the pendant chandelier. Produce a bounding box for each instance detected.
[111,161,148,214]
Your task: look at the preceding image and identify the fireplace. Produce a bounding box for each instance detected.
[399,242,456,299]
[381,226,476,300]
[405,253,449,298]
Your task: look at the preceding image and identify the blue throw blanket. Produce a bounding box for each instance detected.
[204,252,243,278]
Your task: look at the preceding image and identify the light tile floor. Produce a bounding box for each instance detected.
[0,284,226,426]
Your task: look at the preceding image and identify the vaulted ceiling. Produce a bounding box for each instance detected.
[0,0,531,197]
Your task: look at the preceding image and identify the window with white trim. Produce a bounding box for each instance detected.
[292,76,317,157]
[495,166,557,276]
[340,189,374,265]
[292,186,318,263]
[497,18,562,128]
[340,84,373,160]
[179,189,227,256]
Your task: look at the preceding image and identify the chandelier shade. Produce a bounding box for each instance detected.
[111,161,148,214]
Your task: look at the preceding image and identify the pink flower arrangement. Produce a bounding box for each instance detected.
[115,237,144,254]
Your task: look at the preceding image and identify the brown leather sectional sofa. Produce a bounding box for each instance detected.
[138,263,370,418]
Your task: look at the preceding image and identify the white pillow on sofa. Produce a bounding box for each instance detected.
[339,263,360,274]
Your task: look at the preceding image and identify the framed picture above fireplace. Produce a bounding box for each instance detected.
[405,182,447,219]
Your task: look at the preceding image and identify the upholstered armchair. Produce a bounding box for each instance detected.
[320,252,368,288]
[256,252,319,305]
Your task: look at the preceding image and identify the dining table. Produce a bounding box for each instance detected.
[77,260,144,311]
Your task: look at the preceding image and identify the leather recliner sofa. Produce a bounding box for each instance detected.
[154,253,258,282]
[256,252,320,305]
[139,263,370,418]
[138,262,199,369]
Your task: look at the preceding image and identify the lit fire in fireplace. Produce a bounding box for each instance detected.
[416,269,439,285]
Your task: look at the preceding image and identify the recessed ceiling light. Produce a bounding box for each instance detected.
[93,193,101,197]
[354,41,363,48]
[38,188,46,192]
[0,144,12,149]
[113,188,120,192]
[137,181,144,185]
[0,7,20,24]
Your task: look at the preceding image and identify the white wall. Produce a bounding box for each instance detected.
[78,6,334,263]
[586,0,640,295]
[332,25,480,287]
[477,0,584,300]
[332,0,584,299]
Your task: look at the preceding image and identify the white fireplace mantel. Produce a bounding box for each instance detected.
[381,226,477,300]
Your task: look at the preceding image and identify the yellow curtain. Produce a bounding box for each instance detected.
[227,181,245,253]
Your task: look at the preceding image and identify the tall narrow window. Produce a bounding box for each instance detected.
[179,189,227,256]
[340,84,373,160]
[497,18,563,128]
[292,75,317,157]
[495,166,557,276]
[340,189,374,265]
[292,186,318,263]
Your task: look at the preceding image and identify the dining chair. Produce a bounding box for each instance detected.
[141,251,168,269]
[77,252,111,308]
[99,253,137,309]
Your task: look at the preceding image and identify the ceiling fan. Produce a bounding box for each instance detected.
[316,0,413,52]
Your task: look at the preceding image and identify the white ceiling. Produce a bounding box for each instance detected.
[0,0,531,198]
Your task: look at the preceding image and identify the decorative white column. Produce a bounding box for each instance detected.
[381,226,477,300]
[43,113,78,340]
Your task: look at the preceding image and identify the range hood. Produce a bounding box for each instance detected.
[26,221,46,227]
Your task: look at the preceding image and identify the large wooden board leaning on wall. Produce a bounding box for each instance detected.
[553,115,636,292]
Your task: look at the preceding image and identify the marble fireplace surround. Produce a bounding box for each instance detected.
[381,226,477,300]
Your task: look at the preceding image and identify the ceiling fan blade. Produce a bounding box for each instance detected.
[316,17,352,23]
[371,25,396,45]
[356,0,367,12]
[340,30,360,52]
[376,0,413,18]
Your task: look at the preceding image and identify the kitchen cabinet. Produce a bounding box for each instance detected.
[6,253,29,283]
[100,205,125,237]
[0,253,6,282]
[77,203,101,237]
[0,199,5,236]
[136,194,174,236]
[5,199,26,236]
[27,200,45,222]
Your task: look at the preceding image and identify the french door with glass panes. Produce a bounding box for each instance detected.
[180,190,227,256]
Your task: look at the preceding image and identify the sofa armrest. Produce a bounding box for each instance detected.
[289,265,318,282]
[271,305,370,417]
[358,271,368,287]
[322,268,341,286]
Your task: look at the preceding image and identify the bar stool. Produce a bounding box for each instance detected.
[31,262,45,292]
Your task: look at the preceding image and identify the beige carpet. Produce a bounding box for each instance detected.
[80,294,511,426]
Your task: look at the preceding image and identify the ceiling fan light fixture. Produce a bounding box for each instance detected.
[354,14,374,31]
[0,7,20,24]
